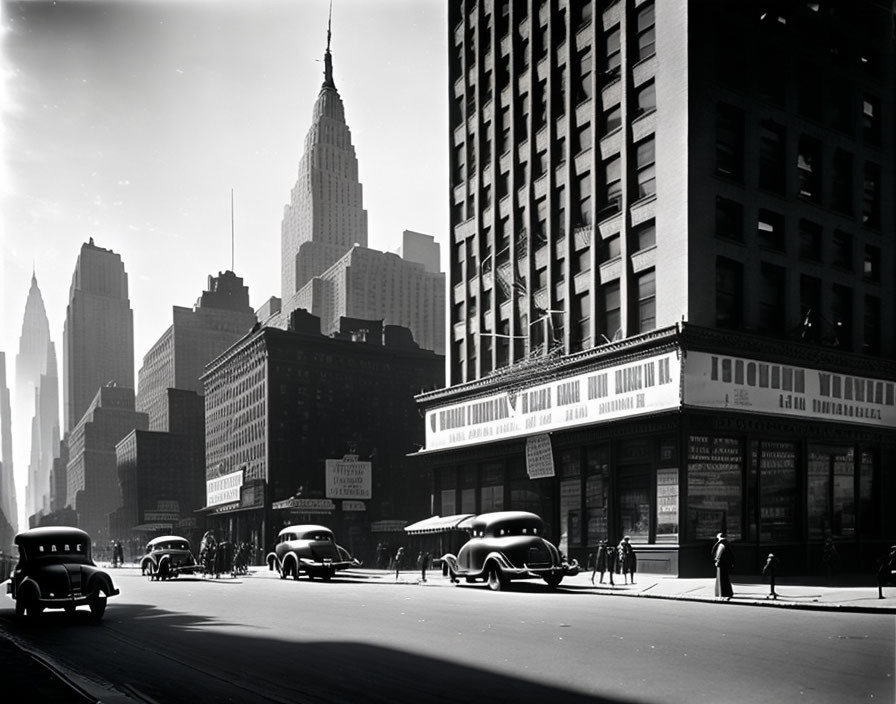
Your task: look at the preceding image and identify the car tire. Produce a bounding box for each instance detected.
[544,574,563,588]
[278,563,287,580]
[64,604,77,615]
[89,590,107,620]
[15,596,25,619]
[487,566,506,592]
[146,564,156,581]
[23,590,44,619]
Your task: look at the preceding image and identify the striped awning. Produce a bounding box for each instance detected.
[403,514,475,535]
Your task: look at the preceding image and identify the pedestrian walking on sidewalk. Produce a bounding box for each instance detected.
[762,552,780,599]
[419,550,431,583]
[394,546,405,581]
[591,540,611,585]
[712,533,735,599]
[822,530,839,585]
[618,536,636,585]
[877,545,896,599]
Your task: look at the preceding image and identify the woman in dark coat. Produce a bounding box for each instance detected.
[617,536,636,585]
[713,533,735,599]
[591,540,611,585]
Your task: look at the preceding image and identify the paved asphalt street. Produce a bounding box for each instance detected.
[2,565,894,703]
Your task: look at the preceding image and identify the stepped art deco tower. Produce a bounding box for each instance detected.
[14,271,59,527]
[280,20,368,320]
[63,239,134,433]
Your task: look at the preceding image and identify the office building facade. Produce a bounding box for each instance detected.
[416,0,896,576]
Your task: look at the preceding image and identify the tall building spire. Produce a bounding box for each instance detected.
[323,0,335,89]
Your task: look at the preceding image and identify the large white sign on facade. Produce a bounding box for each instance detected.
[684,351,896,427]
[206,469,244,507]
[526,434,555,478]
[326,459,372,500]
[424,351,681,451]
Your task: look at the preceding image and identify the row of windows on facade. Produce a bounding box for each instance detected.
[717,107,884,227]
[715,196,882,281]
[715,256,882,354]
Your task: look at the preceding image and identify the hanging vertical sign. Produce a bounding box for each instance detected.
[526,434,555,479]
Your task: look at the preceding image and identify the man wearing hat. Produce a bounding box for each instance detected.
[712,533,735,599]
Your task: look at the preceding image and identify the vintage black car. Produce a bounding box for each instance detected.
[441,511,580,591]
[140,535,200,580]
[6,526,119,619]
[266,524,359,581]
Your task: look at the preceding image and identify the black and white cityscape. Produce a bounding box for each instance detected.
[1,2,894,703]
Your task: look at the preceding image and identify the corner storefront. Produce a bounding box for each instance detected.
[414,325,896,577]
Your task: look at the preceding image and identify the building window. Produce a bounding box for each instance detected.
[635,220,656,251]
[576,123,592,153]
[798,219,822,261]
[555,65,566,116]
[757,209,785,252]
[862,162,881,229]
[635,137,656,199]
[577,48,592,104]
[636,81,656,116]
[758,263,786,336]
[830,85,853,135]
[863,245,880,282]
[636,2,656,61]
[831,150,853,215]
[574,247,591,276]
[716,257,743,329]
[604,104,622,132]
[716,104,744,181]
[605,26,621,73]
[863,94,880,145]
[797,136,822,201]
[831,230,853,270]
[600,281,621,341]
[863,296,881,354]
[573,291,591,351]
[604,156,622,211]
[798,64,823,121]
[715,197,743,242]
[831,285,852,350]
[759,120,785,193]
[599,234,621,263]
[758,45,785,105]
[808,446,854,539]
[637,269,656,333]
[799,275,821,341]
[577,172,592,226]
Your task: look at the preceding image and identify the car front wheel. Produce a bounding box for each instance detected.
[487,566,507,592]
[89,590,107,620]
[544,574,563,588]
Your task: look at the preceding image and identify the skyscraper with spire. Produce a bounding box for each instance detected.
[63,239,134,434]
[280,15,368,316]
[279,17,445,354]
[14,271,59,528]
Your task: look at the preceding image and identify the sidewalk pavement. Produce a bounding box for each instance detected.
[2,567,893,703]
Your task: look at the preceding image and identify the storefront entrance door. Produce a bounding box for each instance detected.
[618,464,651,542]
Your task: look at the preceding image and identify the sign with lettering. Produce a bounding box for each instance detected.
[343,500,366,512]
[326,459,372,500]
[684,352,896,428]
[424,351,681,451]
[206,469,244,507]
[526,434,555,478]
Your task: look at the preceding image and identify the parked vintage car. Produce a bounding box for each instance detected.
[7,526,119,620]
[440,511,580,591]
[140,535,200,580]
[266,524,360,581]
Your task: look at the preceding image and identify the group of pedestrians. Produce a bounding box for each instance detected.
[589,536,637,586]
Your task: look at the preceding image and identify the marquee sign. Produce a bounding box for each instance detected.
[206,469,244,507]
[326,459,372,500]
[683,352,896,428]
[424,351,681,452]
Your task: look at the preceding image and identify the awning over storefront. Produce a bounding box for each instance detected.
[403,514,475,535]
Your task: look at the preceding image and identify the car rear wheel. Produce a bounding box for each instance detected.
[291,561,300,581]
[544,574,563,588]
[23,590,44,619]
[487,566,507,592]
[89,590,107,620]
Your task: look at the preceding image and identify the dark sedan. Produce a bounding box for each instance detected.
[6,526,119,620]
[266,525,360,581]
[140,535,200,580]
[441,511,579,591]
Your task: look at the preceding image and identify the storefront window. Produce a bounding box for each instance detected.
[656,467,678,542]
[758,441,798,541]
[559,450,582,551]
[585,445,609,547]
[687,435,743,540]
[619,465,650,541]
[480,462,504,512]
[461,465,477,513]
[440,489,456,515]
[808,445,854,538]
[859,450,879,536]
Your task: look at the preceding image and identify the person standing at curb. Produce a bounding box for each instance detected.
[394,546,405,581]
[822,530,839,586]
[712,532,735,600]
[591,540,610,585]
[762,552,780,599]
[877,545,896,599]
[618,536,635,585]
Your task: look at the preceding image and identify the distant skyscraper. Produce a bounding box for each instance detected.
[0,352,17,543]
[279,29,445,353]
[137,270,256,431]
[63,239,134,433]
[281,26,368,317]
[14,271,58,528]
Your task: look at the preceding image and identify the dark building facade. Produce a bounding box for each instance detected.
[415,0,896,576]
[201,313,444,564]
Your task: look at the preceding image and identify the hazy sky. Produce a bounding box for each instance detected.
[0,0,448,516]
